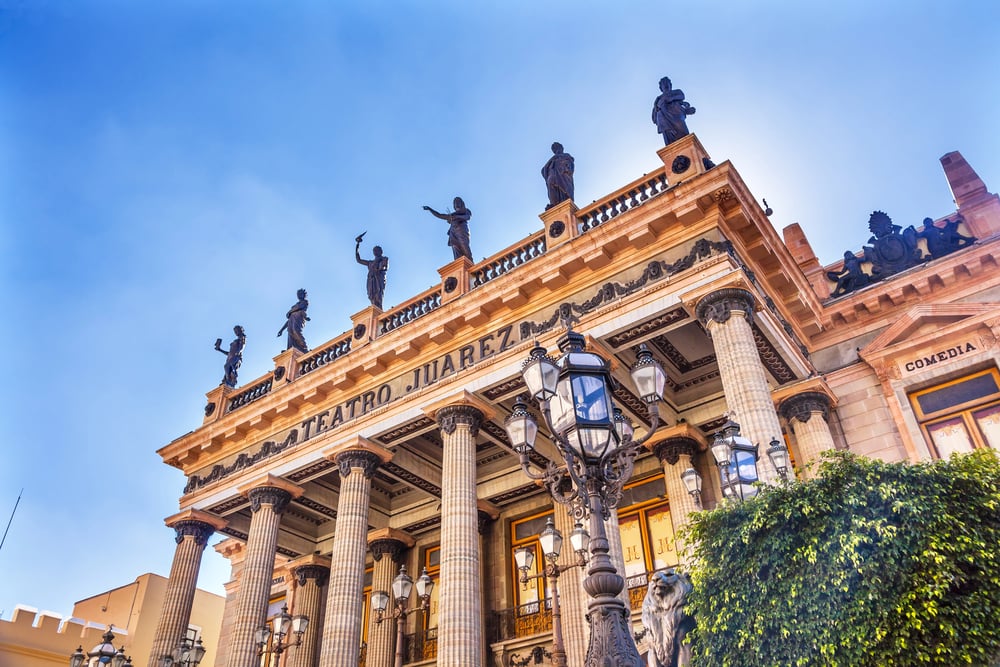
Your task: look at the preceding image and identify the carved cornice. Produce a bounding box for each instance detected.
[651,438,698,466]
[521,239,732,341]
[246,486,293,515]
[436,404,484,436]
[382,461,442,497]
[375,416,435,445]
[172,520,216,546]
[780,391,831,424]
[695,288,755,328]
[606,308,689,348]
[287,459,337,483]
[369,538,406,563]
[294,564,330,588]
[751,322,797,384]
[336,449,383,479]
[294,496,337,521]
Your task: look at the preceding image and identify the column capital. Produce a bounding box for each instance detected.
[324,436,393,479]
[779,391,832,424]
[367,528,415,563]
[695,287,756,328]
[477,499,501,535]
[164,509,227,546]
[651,437,699,466]
[422,390,495,436]
[293,563,331,588]
[238,475,304,515]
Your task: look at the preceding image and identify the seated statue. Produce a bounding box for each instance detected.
[641,569,695,667]
[919,216,976,259]
[827,250,871,298]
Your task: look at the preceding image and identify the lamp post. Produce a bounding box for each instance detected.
[69,627,132,667]
[680,466,703,509]
[514,517,589,667]
[255,604,309,667]
[372,565,435,667]
[707,421,792,501]
[505,330,666,667]
[160,637,207,667]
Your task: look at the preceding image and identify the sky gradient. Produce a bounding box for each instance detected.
[1,1,998,621]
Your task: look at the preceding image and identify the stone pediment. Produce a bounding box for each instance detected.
[861,303,999,361]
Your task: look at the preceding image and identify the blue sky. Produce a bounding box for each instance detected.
[1,1,998,620]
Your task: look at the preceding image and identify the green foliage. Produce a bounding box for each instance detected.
[682,450,1000,666]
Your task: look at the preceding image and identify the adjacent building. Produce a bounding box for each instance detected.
[150,130,1000,667]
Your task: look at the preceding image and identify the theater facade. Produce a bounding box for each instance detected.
[150,132,1000,667]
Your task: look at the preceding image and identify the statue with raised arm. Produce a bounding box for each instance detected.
[277,288,310,353]
[652,77,696,146]
[423,196,472,261]
[541,142,575,209]
[214,325,246,388]
[355,233,388,309]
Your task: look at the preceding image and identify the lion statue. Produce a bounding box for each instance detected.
[640,569,695,667]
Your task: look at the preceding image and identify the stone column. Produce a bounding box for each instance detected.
[477,501,499,667]
[287,556,330,667]
[226,476,303,667]
[147,510,226,667]
[553,504,587,667]
[366,529,414,667]
[780,392,836,478]
[696,288,781,482]
[604,511,631,608]
[427,396,489,667]
[319,439,391,667]
[652,438,701,533]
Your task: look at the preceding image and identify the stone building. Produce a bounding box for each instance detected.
[150,130,1000,667]
[0,573,223,667]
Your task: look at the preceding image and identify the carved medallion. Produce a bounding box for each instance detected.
[671,155,691,174]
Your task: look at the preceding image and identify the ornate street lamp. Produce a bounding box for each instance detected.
[766,437,792,481]
[514,517,589,667]
[372,565,434,667]
[506,330,666,667]
[709,420,760,501]
[680,466,703,509]
[255,604,309,667]
[160,637,207,667]
[69,627,132,667]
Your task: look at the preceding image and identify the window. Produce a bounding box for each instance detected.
[909,368,1000,457]
[509,510,554,638]
[618,476,678,608]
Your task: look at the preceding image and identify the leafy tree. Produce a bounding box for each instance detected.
[683,450,1000,666]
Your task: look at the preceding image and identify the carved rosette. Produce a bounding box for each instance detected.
[651,438,698,466]
[246,486,293,515]
[172,519,216,546]
[436,404,484,437]
[779,391,832,424]
[369,538,406,563]
[336,450,382,479]
[695,288,755,329]
[294,563,330,588]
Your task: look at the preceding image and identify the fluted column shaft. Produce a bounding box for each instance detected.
[148,519,218,667]
[319,450,382,667]
[366,539,406,667]
[553,506,587,667]
[435,405,484,667]
[287,564,329,667]
[781,392,835,478]
[227,487,294,667]
[697,289,780,482]
[604,511,631,608]
[652,439,700,566]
